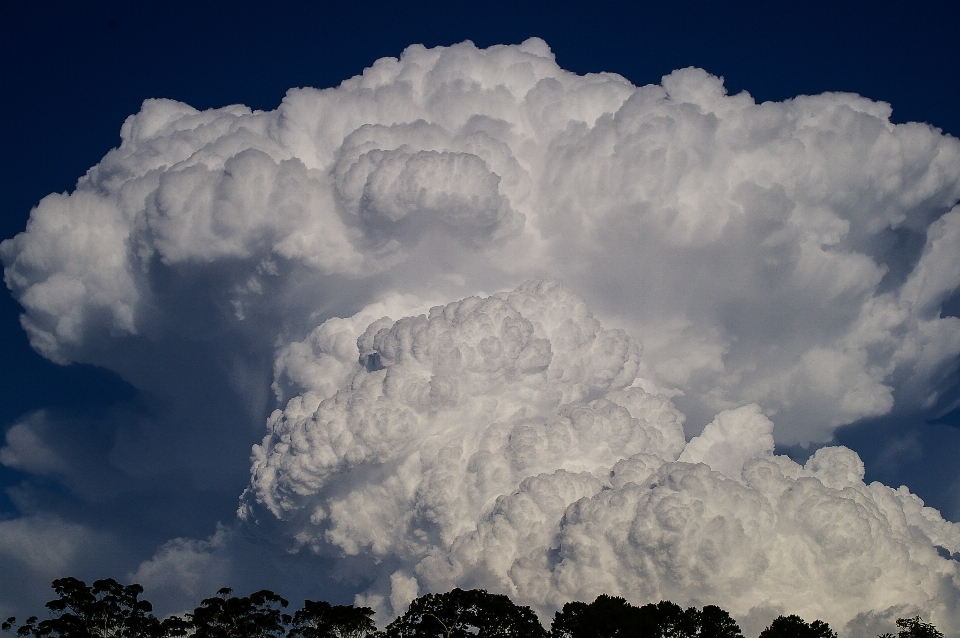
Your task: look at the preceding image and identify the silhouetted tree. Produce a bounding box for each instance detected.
[695,605,743,638]
[288,600,381,638]
[188,588,291,638]
[7,575,887,638]
[551,595,637,638]
[386,589,546,638]
[758,615,836,638]
[0,577,172,637]
[878,616,944,638]
[550,595,740,638]
[639,600,698,637]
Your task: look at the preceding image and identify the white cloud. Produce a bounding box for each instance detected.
[0,412,66,476]
[243,283,960,632]
[677,403,774,480]
[242,282,679,546]
[129,524,232,614]
[4,39,958,445]
[0,515,98,577]
[3,38,960,632]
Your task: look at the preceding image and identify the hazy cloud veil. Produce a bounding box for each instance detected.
[3,39,960,635]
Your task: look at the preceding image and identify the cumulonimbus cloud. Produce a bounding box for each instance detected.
[3,38,960,633]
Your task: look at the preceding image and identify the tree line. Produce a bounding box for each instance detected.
[1,577,944,638]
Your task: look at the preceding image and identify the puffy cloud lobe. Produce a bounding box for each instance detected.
[1,191,138,363]
[272,292,439,405]
[677,403,774,480]
[529,451,960,635]
[3,39,960,444]
[245,284,960,633]
[536,79,960,438]
[128,524,232,612]
[335,137,525,243]
[143,148,361,270]
[242,283,676,554]
[421,410,959,634]
[0,515,103,580]
[0,414,66,476]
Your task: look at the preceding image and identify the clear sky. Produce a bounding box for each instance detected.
[2,0,959,634]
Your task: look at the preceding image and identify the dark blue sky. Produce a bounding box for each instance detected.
[1,0,959,619]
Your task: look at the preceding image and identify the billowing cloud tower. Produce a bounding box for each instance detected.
[3,39,960,635]
[241,281,960,634]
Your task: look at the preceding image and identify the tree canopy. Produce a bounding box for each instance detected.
[385,588,546,638]
[0,577,176,638]
[188,588,291,638]
[288,600,379,638]
[550,595,742,638]
[756,615,837,638]
[0,577,947,638]
[878,616,945,638]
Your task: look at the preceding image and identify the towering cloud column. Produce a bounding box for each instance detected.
[242,282,960,634]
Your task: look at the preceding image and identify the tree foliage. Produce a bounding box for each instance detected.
[550,595,742,638]
[757,615,837,638]
[0,577,170,638]
[386,588,546,638]
[697,605,744,638]
[288,600,379,638]
[878,616,945,638]
[188,588,291,638]
[1,577,947,638]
